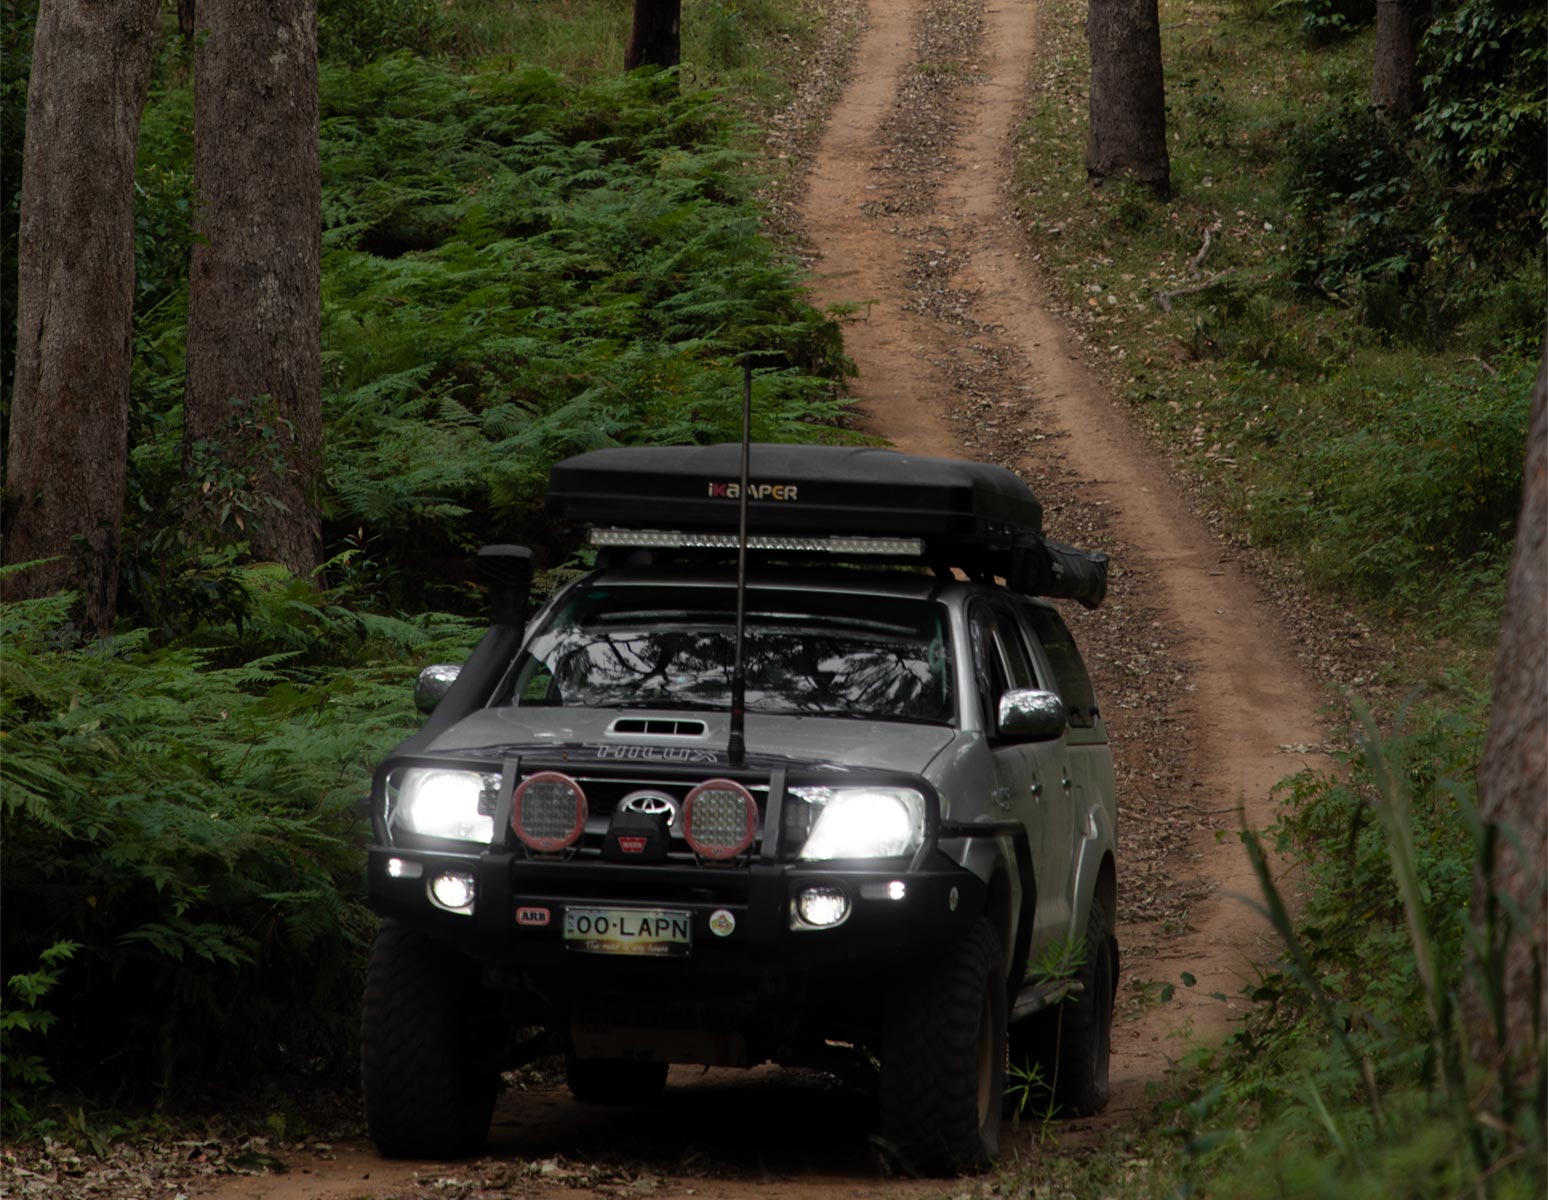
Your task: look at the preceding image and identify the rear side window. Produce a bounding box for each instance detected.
[1022,604,1099,728]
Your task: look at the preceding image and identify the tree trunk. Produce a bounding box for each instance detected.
[1468,349,1548,1074]
[184,0,322,574]
[624,0,680,71]
[1372,0,1424,116]
[1086,0,1171,196]
[3,0,161,636]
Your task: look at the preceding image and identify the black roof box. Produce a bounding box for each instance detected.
[547,443,1043,541]
[546,443,1107,608]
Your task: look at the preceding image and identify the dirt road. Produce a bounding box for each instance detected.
[197,1,1328,1195]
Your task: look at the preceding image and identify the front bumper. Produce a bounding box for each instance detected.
[369,845,986,980]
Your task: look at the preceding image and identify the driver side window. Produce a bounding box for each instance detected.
[969,600,1033,732]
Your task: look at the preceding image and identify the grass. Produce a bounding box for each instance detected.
[439,0,831,116]
[1014,0,1539,659]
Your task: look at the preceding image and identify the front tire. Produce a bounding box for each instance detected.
[879,916,1006,1175]
[361,920,498,1157]
[1010,898,1115,1117]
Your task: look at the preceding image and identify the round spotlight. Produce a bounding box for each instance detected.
[683,779,758,860]
[796,885,851,929]
[429,870,477,914]
[513,771,587,852]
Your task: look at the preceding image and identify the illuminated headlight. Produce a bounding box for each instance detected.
[792,787,926,860]
[393,768,499,843]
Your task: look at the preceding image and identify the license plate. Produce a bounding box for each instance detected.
[563,906,692,957]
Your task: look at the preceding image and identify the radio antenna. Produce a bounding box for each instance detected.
[727,355,753,766]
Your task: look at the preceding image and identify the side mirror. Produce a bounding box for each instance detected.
[996,689,1068,741]
[415,664,462,714]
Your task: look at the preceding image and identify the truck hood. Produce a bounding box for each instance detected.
[425,707,956,776]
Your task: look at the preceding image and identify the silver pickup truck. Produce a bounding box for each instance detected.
[360,444,1118,1175]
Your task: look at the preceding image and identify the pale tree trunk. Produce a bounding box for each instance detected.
[625,0,680,71]
[3,0,161,636]
[1468,350,1548,1074]
[1086,0,1170,196]
[1372,0,1425,116]
[184,0,322,574]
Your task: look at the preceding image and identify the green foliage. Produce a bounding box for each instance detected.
[1277,3,1546,341]
[1017,0,1540,643]
[1241,354,1534,621]
[1417,0,1548,265]
[1282,105,1434,334]
[0,584,479,1100]
[120,59,853,618]
[1166,691,1545,1198]
[2,941,79,1115]
[318,0,448,65]
[1272,0,1375,45]
[310,60,851,591]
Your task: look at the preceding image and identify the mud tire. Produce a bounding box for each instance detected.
[361,920,498,1158]
[1010,898,1115,1118]
[879,916,1006,1175]
[565,1056,669,1105]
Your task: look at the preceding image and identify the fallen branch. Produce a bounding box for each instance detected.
[1189,221,1222,279]
[1153,268,1242,312]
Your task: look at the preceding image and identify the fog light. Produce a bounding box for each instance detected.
[429,870,477,914]
[387,857,423,880]
[859,879,906,901]
[793,886,851,929]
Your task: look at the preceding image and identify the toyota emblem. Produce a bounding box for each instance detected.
[618,791,678,821]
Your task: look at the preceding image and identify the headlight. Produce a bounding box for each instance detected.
[392,768,499,843]
[792,786,926,860]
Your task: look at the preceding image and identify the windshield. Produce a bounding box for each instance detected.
[507,584,954,723]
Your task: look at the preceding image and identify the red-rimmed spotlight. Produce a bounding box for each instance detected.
[512,771,587,852]
[683,779,758,860]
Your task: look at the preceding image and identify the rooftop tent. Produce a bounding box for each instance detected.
[547,443,1043,541]
[547,443,1107,608]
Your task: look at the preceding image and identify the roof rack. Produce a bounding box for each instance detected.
[547,444,1108,608]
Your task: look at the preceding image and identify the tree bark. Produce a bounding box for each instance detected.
[624,0,680,71]
[1468,349,1548,1074]
[3,0,161,635]
[1086,0,1171,196]
[1372,0,1425,116]
[184,0,322,574]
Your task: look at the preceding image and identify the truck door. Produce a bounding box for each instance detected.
[968,598,1073,955]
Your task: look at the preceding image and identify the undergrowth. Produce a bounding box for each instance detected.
[125,57,854,622]
[0,578,481,1121]
[1014,0,1543,646]
[1161,694,1546,1198]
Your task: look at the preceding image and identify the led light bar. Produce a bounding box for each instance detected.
[589,528,924,556]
